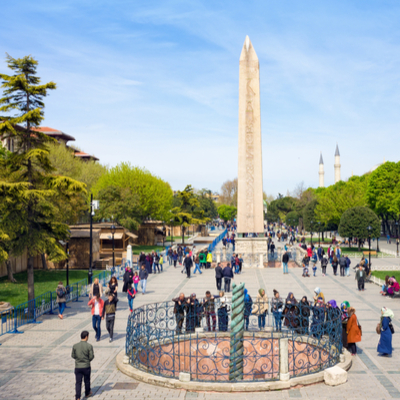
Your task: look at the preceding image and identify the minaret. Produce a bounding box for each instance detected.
[334,144,341,183]
[319,153,324,187]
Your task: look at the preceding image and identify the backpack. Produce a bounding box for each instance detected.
[57,287,65,298]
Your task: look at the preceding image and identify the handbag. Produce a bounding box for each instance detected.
[389,322,395,334]
[357,317,362,336]
[376,323,381,334]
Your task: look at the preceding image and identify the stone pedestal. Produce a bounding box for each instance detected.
[235,237,268,268]
[324,366,347,386]
[279,338,290,381]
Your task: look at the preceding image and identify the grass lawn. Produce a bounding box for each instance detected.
[131,245,164,255]
[165,236,189,241]
[372,271,400,282]
[305,238,335,244]
[0,270,93,307]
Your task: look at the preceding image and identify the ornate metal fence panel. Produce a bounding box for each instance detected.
[126,299,342,382]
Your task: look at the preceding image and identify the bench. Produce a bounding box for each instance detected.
[363,251,377,258]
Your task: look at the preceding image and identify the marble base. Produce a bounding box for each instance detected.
[235,237,268,268]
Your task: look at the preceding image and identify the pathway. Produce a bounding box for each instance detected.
[1,253,400,399]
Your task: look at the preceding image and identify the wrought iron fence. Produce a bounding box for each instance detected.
[0,270,111,339]
[126,298,342,382]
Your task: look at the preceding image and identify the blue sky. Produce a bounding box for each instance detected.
[2,0,400,197]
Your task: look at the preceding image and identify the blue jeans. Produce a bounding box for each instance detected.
[193,263,202,274]
[283,262,288,273]
[141,279,147,294]
[258,314,266,329]
[159,263,163,272]
[345,267,350,276]
[92,315,101,340]
[134,283,138,292]
[273,311,282,331]
[128,297,134,310]
[59,302,66,315]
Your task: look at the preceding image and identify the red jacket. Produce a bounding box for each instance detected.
[88,298,104,316]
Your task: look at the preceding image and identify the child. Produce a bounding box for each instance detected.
[133,271,140,292]
[159,255,163,272]
[127,283,136,312]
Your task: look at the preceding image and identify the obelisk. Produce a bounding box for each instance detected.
[237,36,264,235]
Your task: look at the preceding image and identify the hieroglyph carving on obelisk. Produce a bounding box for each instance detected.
[237,36,264,234]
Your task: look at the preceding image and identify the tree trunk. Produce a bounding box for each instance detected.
[358,240,361,251]
[6,260,16,283]
[41,253,48,270]
[27,255,35,301]
[182,226,185,244]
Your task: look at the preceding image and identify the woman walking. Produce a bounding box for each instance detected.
[331,255,338,276]
[107,276,118,297]
[56,281,67,319]
[377,307,394,357]
[244,289,253,330]
[89,278,103,299]
[346,307,361,356]
[127,283,136,312]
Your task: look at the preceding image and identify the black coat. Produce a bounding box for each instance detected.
[222,266,234,278]
[122,270,133,292]
[215,266,223,279]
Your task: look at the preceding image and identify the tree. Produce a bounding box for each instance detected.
[268,196,298,222]
[338,207,381,250]
[303,199,318,233]
[217,204,237,222]
[197,188,218,219]
[172,185,207,243]
[315,176,369,227]
[285,211,299,227]
[263,192,274,204]
[0,54,86,300]
[92,162,173,226]
[219,178,238,206]
[366,162,400,235]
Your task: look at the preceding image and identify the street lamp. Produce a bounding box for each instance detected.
[310,220,313,246]
[367,225,372,268]
[111,217,116,271]
[88,195,99,285]
[396,221,399,256]
[318,222,321,247]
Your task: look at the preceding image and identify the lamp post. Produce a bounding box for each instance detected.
[318,222,321,247]
[66,236,70,287]
[111,217,116,271]
[89,194,93,285]
[310,220,313,246]
[367,225,372,268]
[396,221,399,256]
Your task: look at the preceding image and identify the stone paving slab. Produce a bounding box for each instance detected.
[1,241,400,399]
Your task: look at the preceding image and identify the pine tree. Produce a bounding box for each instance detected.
[0,54,86,301]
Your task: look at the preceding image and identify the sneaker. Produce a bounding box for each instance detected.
[109,338,113,343]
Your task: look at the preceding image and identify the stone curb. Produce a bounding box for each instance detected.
[116,349,352,392]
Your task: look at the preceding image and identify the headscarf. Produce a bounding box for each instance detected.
[258,288,265,296]
[314,287,321,295]
[341,301,350,308]
[301,296,308,304]
[327,300,338,308]
[286,292,297,304]
[244,289,250,302]
[381,307,394,319]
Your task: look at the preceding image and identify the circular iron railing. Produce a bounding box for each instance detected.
[125,299,342,382]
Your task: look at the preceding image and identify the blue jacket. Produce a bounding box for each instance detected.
[377,317,392,355]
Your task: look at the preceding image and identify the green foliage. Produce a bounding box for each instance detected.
[366,162,400,218]
[0,54,86,300]
[268,196,298,222]
[92,162,173,226]
[285,211,299,227]
[217,204,237,222]
[315,176,369,226]
[0,228,9,263]
[338,206,381,240]
[197,189,218,219]
[303,199,318,232]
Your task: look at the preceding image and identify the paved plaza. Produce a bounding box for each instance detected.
[1,248,400,400]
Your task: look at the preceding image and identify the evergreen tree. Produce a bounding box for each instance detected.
[0,55,85,300]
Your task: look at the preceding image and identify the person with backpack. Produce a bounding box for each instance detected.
[72,330,94,400]
[102,293,119,342]
[331,255,339,276]
[127,283,136,312]
[88,293,104,342]
[199,250,206,270]
[56,281,67,319]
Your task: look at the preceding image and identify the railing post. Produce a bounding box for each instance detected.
[49,292,54,314]
[280,337,290,381]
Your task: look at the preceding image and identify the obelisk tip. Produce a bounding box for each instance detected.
[245,35,250,51]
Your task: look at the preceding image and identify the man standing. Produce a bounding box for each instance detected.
[355,265,367,291]
[282,250,289,274]
[215,262,223,290]
[139,265,148,294]
[72,331,94,400]
[203,291,218,332]
[270,242,275,257]
[184,253,193,278]
[193,254,202,275]
[222,263,234,293]
[345,255,351,277]
[102,294,119,342]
